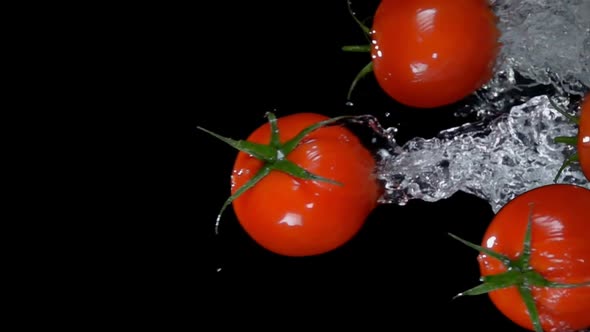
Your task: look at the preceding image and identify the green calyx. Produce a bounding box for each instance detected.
[550,98,581,182]
[449,203,590,332]
[198,112,353,233]
[342,45,371,53]
[346,0,371,36]
[345,61,373,101]
[342,0,374,102]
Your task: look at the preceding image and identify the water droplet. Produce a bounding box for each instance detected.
[345,101,354,107]
[338,134,351,142]
[215,214,221,235]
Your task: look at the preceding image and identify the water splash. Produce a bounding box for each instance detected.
[451,0,590,120]
[356,0,590,213]
[492,0,590,95]
[365,95,588,213]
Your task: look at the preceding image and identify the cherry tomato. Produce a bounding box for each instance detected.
[578,95,590,180]
[231,113,381,257]
[478,184,590,332]
[370,0,500,108]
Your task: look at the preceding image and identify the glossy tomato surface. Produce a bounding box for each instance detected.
[231,113,381,257]
[370,0,500,108]
[478,184,590,332]
[578,95,590,181]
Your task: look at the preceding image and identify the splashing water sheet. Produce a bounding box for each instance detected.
[372,96,588,213]
[367,0,590,213]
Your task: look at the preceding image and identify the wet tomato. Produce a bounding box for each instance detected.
[370,0,500,108]
[478,184,590,332]
[218,113,381,257]
[578,95,590,180]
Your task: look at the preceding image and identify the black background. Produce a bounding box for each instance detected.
[184,1,530,330]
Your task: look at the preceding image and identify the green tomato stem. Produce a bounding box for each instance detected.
[550,97,584,182]
[449,204,590,332]
[199,112,356,230]
[214,166,271,234]
[273,159,342,186]
[455,270,522,298]
[346,0,371,37]
[447,232,512,266]
[343,1,374,102]
[196,126,275,160]
[266,112,281,149]
[554,136,578,145]
[518,285,543,332]
[515,203,535,268]
[282,115,355,154]
[347,61,374,101]
[342,45,371,52]
[553,153,579,183]
[548,98,579,124]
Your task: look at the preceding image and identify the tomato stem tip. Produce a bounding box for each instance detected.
[346,0,371,36]
[342,45,371,53]
[553,136,577,145]
[550,97,583,183]
[553,153,579,183]
[548,98,579,124]
[347,62,374,101]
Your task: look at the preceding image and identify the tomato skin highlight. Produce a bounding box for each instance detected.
[578,95,590,181]
[370,0,500,108]
[230,113,380,257]
[478,184,590,332]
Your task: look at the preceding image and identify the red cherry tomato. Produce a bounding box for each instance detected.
[370,0,500,108]
[478,184,590,332]
[578,95,590,180]
[231,113,380,256]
